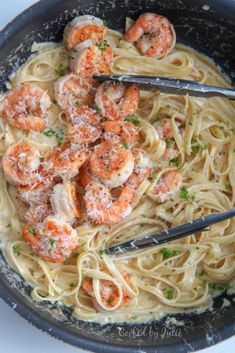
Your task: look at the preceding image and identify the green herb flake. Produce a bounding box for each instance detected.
[169,157,180,168]
[179,123,185,129]
[55,65,67,76]
[70,283,76,288]
[160,247,179,260]
[130,315,138,320]
[49,238,56,246]
[7,224,11,228]
[98,41,107,51]
[121,143,129,150]
[233,148,235,153]
[197,270,205,276]
[208,282,230,291]
[80,242,87,247]
[165,288,174,300]
[99,248,105,255]
[28,226,36,234]
[42,128,55,137]
[13,244,20,256]
[102,19,108,26]
[71,48,78,53]
[92,105,101,114]
[55,127,65,146]
[124,115,141,126]
[165,138,172,148]
[179,186,190,201]
[151,171,158,180]
[100,117,108,123]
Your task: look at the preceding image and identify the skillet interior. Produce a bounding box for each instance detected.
[0,1,235,352]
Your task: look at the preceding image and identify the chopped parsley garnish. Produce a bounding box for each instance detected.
[13,244,20,256]
[71,48,78,53]
[121,143,129,149]
[100,117,108,123]
[160,247,179,260]
[179,123,185,129]
[169,157,180,168]
[49,238,56,246]
[55,128,65,146]
[42,127,65,146]
[28,226,36,234]
[233,148,235,153]
[43,128,54,137]
[165,288,174,300]
[197,270,205,276]
[92,105,101,114]
[165,138,172,148]
[208,282,230,291]
[80,242,87,247]
[7,224,11,228]
[191,139,207,156]
[98,41,107,51]
[55,65,67,76]
[179,186,190,201]
[75,100,80,106]
[70,283,76,288]
[130,315,138,320]
[102,19,108,26]
[124,115,141,126]
[151,171,158,180]
[99,248,105,255]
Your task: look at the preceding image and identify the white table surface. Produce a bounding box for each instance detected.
[0,1,234,352]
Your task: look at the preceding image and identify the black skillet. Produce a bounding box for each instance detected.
[0,0,235,352]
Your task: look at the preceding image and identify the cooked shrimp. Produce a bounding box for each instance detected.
[89,140,135,188]
[54,73,94,110]
[43,142,89,180]
[124,12,176,58]
[154,119,185,161]
[22,216,78,263]
[82,273,132,310]
[50,181,81,224]
[25,204,52,223]
[0,82,51,131]
[148,170,182,202]
[66,106,102,144]
[102,120,140,146]
[69,40,113,81]
[64,15,107,50]
[79,162,94,188]
[95,82,139,121]
[84,180,136,224]
[2,141,40,185]
[17,176,55,205]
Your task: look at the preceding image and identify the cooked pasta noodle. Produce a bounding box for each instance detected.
[0,22,235,324]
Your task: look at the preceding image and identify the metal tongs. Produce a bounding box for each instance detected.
[94,74,235,100]
[105,208,235,255]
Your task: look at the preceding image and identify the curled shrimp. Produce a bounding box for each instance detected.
[154,119,185,162]
[124,12,176,58]
[25,204,52,224]
[22,216,78,263]
[17,176,55,205]
[148,169,182,203]
[66,106,102,144]
[84,180,136,224]
[69,40,113,81]
[2,141,40,185]
[0,82,51,131]
[54,73,94,110]
[64,15,107,50]
[95,82,139,121]
[50,181,81,224]
[43,142,89,180]
[89,140,135,188]
[102,120,140,146]
[82,273,132,311]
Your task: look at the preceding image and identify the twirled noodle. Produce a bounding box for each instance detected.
[0,26,235,324]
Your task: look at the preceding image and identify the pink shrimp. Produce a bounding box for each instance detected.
[101,120,140,146]
[66,106,102,144]
[64,15,107,50]
[2,141,40,186]
[148,170,182,202]
[124,12,176,58]
[0,82,51,131]
[69,40,113,81]
[22,216,78,263]
[54,73,94,110]
[95,82,139,121]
